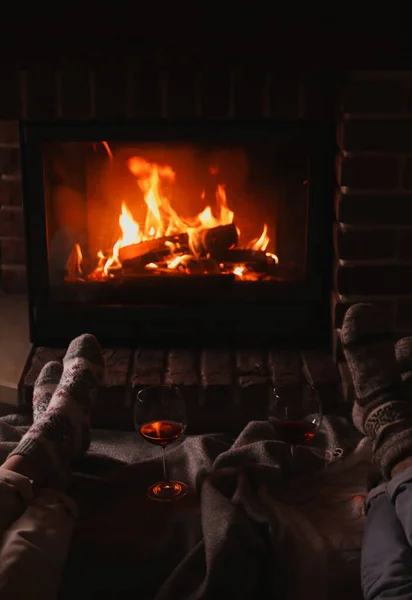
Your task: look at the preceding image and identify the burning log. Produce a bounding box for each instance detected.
[119,222,239,272]
[217,248,268,263]
[122,249,177,272]
[201,223,238,256]
[167,255,220,274]
[217,249,279,274]
[118,233,188,263]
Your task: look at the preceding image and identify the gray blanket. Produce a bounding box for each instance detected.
[0,412,368,600]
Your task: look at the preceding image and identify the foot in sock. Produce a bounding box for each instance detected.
[342,304,412,478]
[351,335,412,433]
[395,337,412,398]
[8,334,104,480]
[32,361,63,422]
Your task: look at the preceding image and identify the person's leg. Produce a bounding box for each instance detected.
[0,361,63,535]
[342,307,412,598]
[342,304,412,480]
[362,482,412,600]
[0,334,104,600]
[0,485,78,600]
[7,333,104,486]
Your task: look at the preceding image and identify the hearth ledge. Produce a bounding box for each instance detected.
[0,292,30,405]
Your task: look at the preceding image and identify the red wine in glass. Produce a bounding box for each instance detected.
[139,420,185,446]
[135,386,188,502]
[268,385,322,461]
[270,419,318,445]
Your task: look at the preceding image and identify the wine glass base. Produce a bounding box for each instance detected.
[147,480,188,502]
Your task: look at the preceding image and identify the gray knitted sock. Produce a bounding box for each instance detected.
[352,336,412,433]
[32,361,63,422]
[396,337,412,398]
[342,304,412,478]
[8,334,104,476]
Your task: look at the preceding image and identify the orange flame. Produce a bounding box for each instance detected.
[89,148,275,279]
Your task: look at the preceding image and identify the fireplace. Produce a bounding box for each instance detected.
[20,120,333,346]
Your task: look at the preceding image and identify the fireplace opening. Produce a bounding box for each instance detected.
[21,122,334,346]
[46,137,307,297]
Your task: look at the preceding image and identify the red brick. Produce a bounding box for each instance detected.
[0,265,26,292]
[0,207,24,237]
[60,64,92,120]
[0,147,20,175]
[335,262,412,295]
[399,231,412,259]
[334,223,396,260]
[337,155,399,189]
[331,292,394,329]
[396,299,412,329]
[0,238,26,264]
[343,79,408,114]
[94,63,129,120]
[340,118,412,153]
[27,66,58,120]
[0,121,18,145]
[402,159,412,189]
[234,69,266,118]
[0,68,21,119]
[336,189,412,225]
[0,179,21,206]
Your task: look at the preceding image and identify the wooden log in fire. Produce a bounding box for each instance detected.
[119,233,188,263]
[201,223,238,256]
[122,249,177,272]
[216,248,279,273]
[216,248,266,263]
[120,223,239,270]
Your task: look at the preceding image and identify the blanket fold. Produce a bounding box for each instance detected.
[0,412,368,600]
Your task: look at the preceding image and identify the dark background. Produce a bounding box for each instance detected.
[0,13,409,68]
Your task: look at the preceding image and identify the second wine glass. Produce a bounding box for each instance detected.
[135,385,188,502]
[268,385,322,462]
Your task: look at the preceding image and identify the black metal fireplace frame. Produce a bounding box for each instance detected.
[20,120,335,347]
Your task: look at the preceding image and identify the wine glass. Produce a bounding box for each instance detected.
[268,384,322,463]
[134,385,188,502]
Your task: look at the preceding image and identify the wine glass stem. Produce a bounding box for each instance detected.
[162,447,169,482]
[290,445,295,461]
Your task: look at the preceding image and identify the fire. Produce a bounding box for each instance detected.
[247,224,270,252]
[80,146,278,281]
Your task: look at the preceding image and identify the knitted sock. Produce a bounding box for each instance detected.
[352,336,412,433]
[342,304,412,478]
[32,361,63,423]
[8,334,104,478]
[395,337,412,399]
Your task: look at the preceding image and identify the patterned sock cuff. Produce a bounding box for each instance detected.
[364,401,412,444]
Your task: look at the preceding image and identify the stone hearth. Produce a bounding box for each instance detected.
[21,345,352,432]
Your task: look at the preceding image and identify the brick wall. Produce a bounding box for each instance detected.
[0,121,25,291]
[333,71,412,360]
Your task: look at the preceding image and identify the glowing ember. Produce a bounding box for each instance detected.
[72,143,279,282]
[233,266,245,278]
